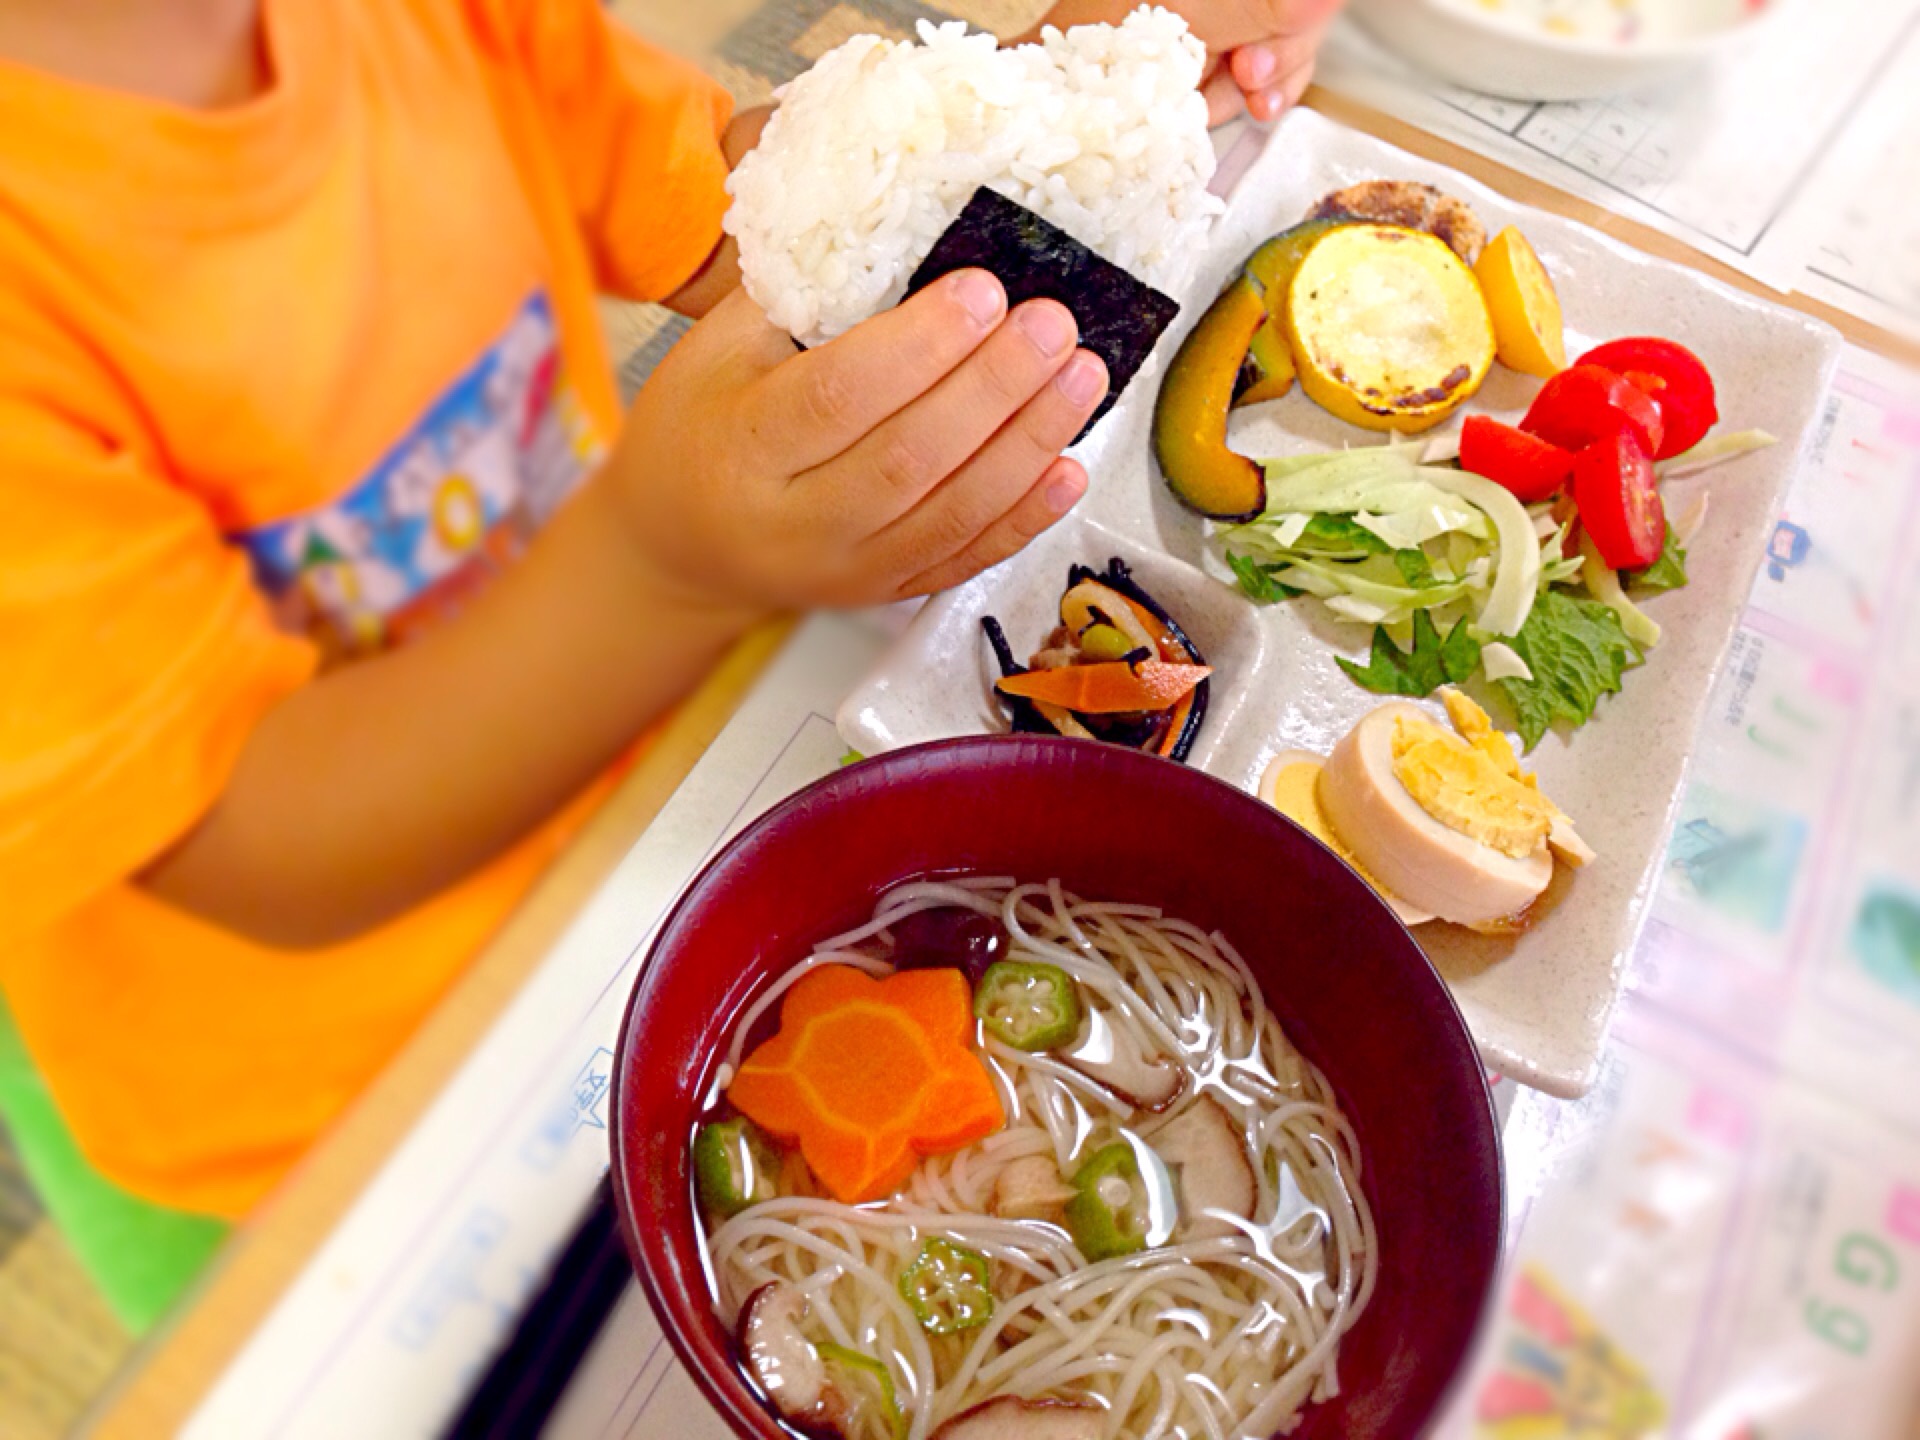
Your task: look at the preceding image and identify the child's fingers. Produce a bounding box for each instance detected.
[809,299,1081,532]
[1203,66,1250,127]
[746,269,1010,475]
[1231,43,1278,92]
[862,348,1106,585]
[1283,56,1319,110]
[1187,0,1346,52]
[897,459,1089,599]
[1241,18,1327,119]
[1233,21,1329,95]
[1248,54,1319,121]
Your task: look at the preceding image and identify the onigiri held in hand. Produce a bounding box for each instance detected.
[725,7,1223,427]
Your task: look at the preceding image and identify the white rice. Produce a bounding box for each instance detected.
[725,7,1224,348]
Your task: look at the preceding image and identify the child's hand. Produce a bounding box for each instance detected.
[607,271,1108,611]
[1029,0,1347,125]
[1183,0,1349,123]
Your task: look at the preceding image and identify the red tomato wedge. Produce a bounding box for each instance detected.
[1521,364,1665,459]
[1577,337,1718,460]
[1459,415,1575,501]
[997,660,1212,715]
[1572,430,1666,569]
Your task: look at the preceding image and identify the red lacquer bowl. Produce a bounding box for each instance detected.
[611,737,1502,1439]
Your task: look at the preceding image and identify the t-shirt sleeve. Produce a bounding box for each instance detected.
[0,400,318,950]
[489,0,735,303]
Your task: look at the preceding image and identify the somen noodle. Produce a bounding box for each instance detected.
[699,879,1377,1440]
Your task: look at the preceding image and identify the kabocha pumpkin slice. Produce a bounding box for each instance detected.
[1153,273,1268,520]
[1238,323,1296,407]
[1285,223,1495,434]
[1234,218,1345,407]
[727,966,1004,1204]
[1475,227,1566,379]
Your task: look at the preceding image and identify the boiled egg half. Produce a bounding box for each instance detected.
[1260,689,1593,930]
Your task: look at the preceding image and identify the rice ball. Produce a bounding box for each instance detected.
[724,7,1225,349]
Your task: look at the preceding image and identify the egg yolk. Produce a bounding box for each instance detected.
[1390,704,1558,860]
[1441,688,1531,783]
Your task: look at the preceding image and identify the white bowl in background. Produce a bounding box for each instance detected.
[1349,0,1779,102]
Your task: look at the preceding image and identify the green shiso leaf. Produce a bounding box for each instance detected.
[1491,590,1642,751]
[1336,611,1484,698]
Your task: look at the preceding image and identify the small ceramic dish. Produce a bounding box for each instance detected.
[838,108,1840,1098]
[837,514,1275,780]
[1349,0,1778,101]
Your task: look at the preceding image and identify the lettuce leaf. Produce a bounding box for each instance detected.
[1492,591,1641,750]
[1300,514,1392,555]
[1226,551,1299,604]
[1246,446,1491,551]
[1629,531,1688,592]
[1394,549,1439,588]
[1337,611,1484,698]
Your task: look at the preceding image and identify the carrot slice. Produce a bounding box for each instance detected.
[1156,691,1197,758]
[997,660,1212,715]
[726,967,1004,1204]
[1118,593,1202,756]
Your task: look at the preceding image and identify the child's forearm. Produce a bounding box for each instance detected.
[140,475,763,948]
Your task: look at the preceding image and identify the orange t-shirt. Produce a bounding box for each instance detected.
[0,0,732,1217]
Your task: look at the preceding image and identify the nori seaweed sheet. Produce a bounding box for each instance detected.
[905,187,1181,442]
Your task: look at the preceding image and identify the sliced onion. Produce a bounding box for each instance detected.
[1481,642,1534,683]
[1420,467,1543,638]
[1673,493,1711,548]
[1579,531,1661,649]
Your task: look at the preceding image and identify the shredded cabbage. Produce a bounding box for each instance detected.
[1419,468,1542,638]
[1539,517,1585,589]
[1579,531,1662,649]
[1255,449,1490,548]
[1659,429,1777,479]
[1225,440,1537,635]
[1673,492,1711,547]
[1267,553,1480,626]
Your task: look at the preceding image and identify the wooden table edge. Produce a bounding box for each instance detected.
[84,92,1916,1440]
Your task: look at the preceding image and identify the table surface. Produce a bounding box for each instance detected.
[82,72,1918,1440]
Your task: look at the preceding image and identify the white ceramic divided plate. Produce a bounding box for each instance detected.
[838,107,1841,1097]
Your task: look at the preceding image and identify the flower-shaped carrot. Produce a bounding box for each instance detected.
[726,966,1005,1204]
